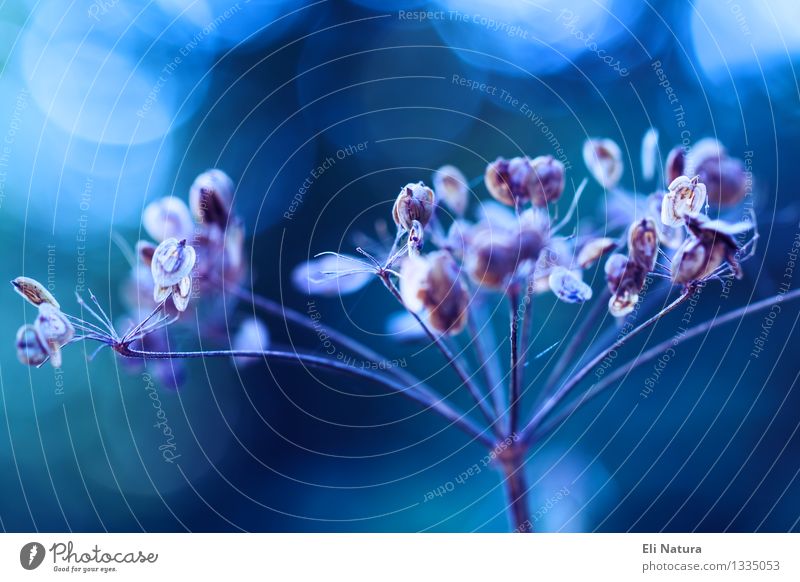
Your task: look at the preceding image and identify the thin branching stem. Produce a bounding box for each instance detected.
[508,286,521,436]
[543,288,611,393]
[520,285,697,443]
[529,287,800,444]
[379,273,502,436]
[466,306,504,419]
[114,343,494,448]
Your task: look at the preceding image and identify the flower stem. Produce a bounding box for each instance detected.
[521,286,696,443]
[509,287,521,436]
[115,343,495,448]
[379,273,502,436]
[466,304,505,419]
[529,287,800,443]
[500,443,531,532]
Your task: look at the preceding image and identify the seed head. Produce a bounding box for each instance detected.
[11,277,59,309]
[433,165,468,216]
[605,254,647,317]
[190,169,234,228]
[671,215,753,284]
[16,325,49,367]
[695,154,747,207]
[583,138,623,190]
[529,155,565,207]
[661,175,707,227]
[142,197,193,243]
[392,182,435,231]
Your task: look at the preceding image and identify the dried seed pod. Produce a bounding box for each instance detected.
[646,192,684,249]
[408,219,424,257]
[549,267,592,304]
[11,277,59,309]
[516,208,549,263]
[604,253,630,293]
[577,237,617,268]
[661,175,707,227]
[605,254,647,318]
[172,276,192,312]
[399,254,431,313]
[392,182,435,231]
[583,138,623,190]
[419,251,469,334]
[142,197,193,243]
[464,234,519,289]
[16,324,49,366]
[641,128,659,181]
[151,238,197,288]
[627,218,659,272]
[190,169,234,228]
[529,155,565,207]
[136,241,156,268]
[34,303,75,368]
[671,215,753,284]
[695,154,747,207]
[433,165,468,216]
[484,156,534,207]
[665,146,686,185]
[608,288,640,318]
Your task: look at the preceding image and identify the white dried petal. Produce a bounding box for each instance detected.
[151,238,197,288]
[142,197,193,243]
[609,289,639,318]
[433,165,468,216]
[399,254,430,312]
[408,219,424,257]
[577,237,616,268]
[153,285,172,303]
[549,267,592,304]
[661,176,707,227]
[583,138,623,190]
[641,128,659,181]
[12,277,60,309]
[16,325,49,366]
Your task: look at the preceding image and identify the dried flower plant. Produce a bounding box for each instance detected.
[11,133,799,532]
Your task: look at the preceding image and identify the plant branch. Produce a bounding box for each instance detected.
[466,304,505,419]
[529,286,800,443]
[521,285,697,443]
[379,273,502,437]
[114,343,495,448]
[509,287,521,436]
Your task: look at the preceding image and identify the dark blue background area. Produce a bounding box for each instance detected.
[1,0,799,532]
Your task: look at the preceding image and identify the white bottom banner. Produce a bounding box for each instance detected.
[0,533,797,580]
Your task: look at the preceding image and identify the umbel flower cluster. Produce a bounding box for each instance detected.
[13,131,778,533]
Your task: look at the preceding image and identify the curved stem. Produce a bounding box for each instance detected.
[521,286,696,443]
[115,343,494,448]
[530,287,800,443]
[229,284,408,383]
[466,304,504,419]
[379,273,502,437]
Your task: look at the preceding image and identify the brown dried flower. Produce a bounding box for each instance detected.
[392,182,435,231]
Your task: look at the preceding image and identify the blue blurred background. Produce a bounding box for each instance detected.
[1,0,799,532]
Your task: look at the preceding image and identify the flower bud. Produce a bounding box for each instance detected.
[151,238,197,288]
[11,277,59,309]
[583,138,623,190]
[661,175,706,227]
[392,182,435,231]
[190,169,234,228]
[577,237,616,268]
[16,325,49,367]
[529,155,565,207]
[549,267,592,304]
[627,218,659,272]
[142,197,193,243]
[665,146,685,185]
[485,156,534,207]
[433,165,468,216]
[419,251,469,334]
